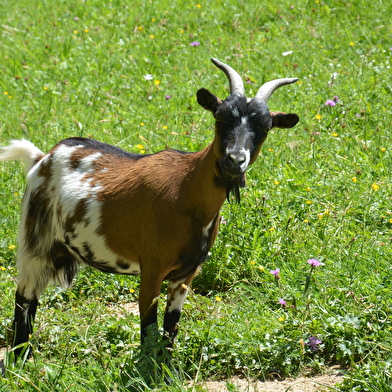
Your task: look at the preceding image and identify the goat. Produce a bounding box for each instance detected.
[0,58,299,363]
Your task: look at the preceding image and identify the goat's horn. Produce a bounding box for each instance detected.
[254,78,298,103]
[211,58,244,96]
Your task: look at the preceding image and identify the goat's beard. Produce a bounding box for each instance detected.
[226,174,246,203]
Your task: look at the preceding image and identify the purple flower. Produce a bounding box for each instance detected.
[333,96,339,102]
[270,268,280,276]
[307,258,323,267]
[308,336,322,352]
[279,298,287,307]
[325,99,336,107]
[74,17,79,21]
[190,41,200,47]
[165,95,172,100]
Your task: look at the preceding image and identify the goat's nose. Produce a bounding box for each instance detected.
[229,153,246,165]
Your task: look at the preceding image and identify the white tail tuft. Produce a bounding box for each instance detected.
[0,139,45,175]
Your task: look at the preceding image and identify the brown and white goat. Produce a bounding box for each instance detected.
[0,58,299,361]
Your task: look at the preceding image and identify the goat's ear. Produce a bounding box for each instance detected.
[197,88,222,115]
[271,112,299,129]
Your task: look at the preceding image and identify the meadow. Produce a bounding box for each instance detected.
[1,0,392,390]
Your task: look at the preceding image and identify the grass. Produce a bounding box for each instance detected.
[1,0,392,390]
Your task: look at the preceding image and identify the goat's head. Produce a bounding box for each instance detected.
[197,58,299,201]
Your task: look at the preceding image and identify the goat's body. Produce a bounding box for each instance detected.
[8,137,224,355]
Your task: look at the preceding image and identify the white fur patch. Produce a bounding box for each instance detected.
[167,281,188,313]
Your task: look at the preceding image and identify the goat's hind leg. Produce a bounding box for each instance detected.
[12,255,51,361]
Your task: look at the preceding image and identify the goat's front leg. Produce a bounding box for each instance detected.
[163,273,195,350]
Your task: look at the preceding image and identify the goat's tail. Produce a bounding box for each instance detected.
[0,139,45,175]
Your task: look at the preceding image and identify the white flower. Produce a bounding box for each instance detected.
[282,51,293,56]
[143,74,153,80]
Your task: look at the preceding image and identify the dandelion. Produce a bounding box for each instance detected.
[163,125,168,130]
[4,92,8,95]
[307,258,323,267]
[308,336,322,352]
[304,219,309,223]
[315,114,322,120]
[381,147,386,152]
[190,41,200,47]
[352,177,357,182]
[196,3,202,7]
[8,245,16,250]
[279,298,287,307]
[143,74,153,81]
[140,123,145,126]
[372,183,380,191]
[154,80,160,85]
[0,266,6,271]
[389,218,392,224]
[305,187,311,191]
[44,86,48,90]
[215,296,222,302]
[306,200,312,205]
[274,180,280,185]
[268,148,273,152]
[84,29,89,33]
[250,260,256,265]
[149,35,154,39]
[331,132,338,137]
[349,42,355,46]
[136,144,144,150]
[129,288,135,293]
[278,316,285,322]
[318,214,323,220]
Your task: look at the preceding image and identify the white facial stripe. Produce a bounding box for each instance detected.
[231,107,240,118]
[241,148,251,172]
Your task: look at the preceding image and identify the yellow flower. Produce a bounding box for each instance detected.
[381,148,386,152]
[304,219,309,223]
[163,125,168,130]
[332,132,338,137]
[136,144,144,150]
[372,183,380,191]
[0,266,6,271]
[196,3,202,7]
[318,214,323,220]
[3,91,8,95]
[73,30,78,34]
[44,86,48,90]
[215,296,222,302]
[305,187,311,191]
[151,18,156,22]
[149,34,155,39]
[268,148,273,152]
[250,260,256,265]
[129,288,135,293]
[389,218,392,224]
[140,123,145,126]
[84,29,89,33]
[352,177,357,182]
[8,245,16,250]
[137,26,143,31]
[274,180,280,185]
[315,114,322,120]
[278,316,285,322]
[178,29,184,34]
[259,266,264,272]
[324,209,330,215]
[349,42,355,46]
[269,227,275,231]
[154,80,160,85]
[306,200,312,205]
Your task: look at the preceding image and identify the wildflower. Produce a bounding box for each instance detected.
[269,227,275,231]
[73,30,78,34]
[84,29,89,33]
[274,180,280,185]
[270,268,280,276]
[278,316,285,322]
[4,92,8,95]
[137,26,143,31]
[136,144,144,150]
[307,258,323,267]
[331,132,338,137]
[215,296,222,302]
[0,266,6,271]
[165,95,172,100]
[190,42,200,47]
[318,214,323,220]
[44,86,48,90]
[154,80,160,85]
[372,183,380,191]
[8,245,16,250]
[268,148,273,152]
[220,216,227,224]
[196,3,201,7]
[349,42,355,46]
[250,260,256,265]
[333,96,339,102]
[308,336,322,352]
[381,147,386,152]
[352,177,357,182]
[282,51,293,56]
[304,219,309,223]
[129,288,135,293]
[305,187,311,191]
[306,200,312,205]
[279,298,287,307]
[149,35,154,39]
[140,123,145,126]
[163,125,168,130]
[143,74,153,80]
[325,99,336,106]
[74,17,79,21]
[389,218,392,224]
[315,114,322,120]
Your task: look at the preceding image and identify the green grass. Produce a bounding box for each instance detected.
[1,0,392,390]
